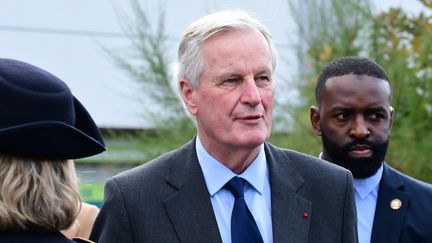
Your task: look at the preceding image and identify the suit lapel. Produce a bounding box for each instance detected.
[162,140,222,243]
[265,144,312,243]
[371,164,409,243]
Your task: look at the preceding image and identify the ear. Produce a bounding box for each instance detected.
[179,79,198,115]
[310,106,322,136]
[389,105,394,129]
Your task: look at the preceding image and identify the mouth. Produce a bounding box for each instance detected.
[348,144,372,158]
[236,114,263,123]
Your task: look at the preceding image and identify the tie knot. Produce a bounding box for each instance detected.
[224,177,245,198]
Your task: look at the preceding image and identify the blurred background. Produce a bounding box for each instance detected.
[1,0,430,206]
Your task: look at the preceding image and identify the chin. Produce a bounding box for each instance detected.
[234,135,266,148]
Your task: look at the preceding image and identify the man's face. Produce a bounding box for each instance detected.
[181,30,274,155]
[310,74,393,178]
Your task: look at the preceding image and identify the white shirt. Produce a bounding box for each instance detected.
[196,137,272,243]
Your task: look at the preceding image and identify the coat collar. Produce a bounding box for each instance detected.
[265,143,312,243]
[162,138,223,243]
[371,163,409,243]
[162,140,312,243]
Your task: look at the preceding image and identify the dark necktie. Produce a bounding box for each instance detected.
[224,177,264,243]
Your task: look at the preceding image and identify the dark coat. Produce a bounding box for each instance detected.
[371,163,432,243]
[0,231,93,243]
[90,139,358,243]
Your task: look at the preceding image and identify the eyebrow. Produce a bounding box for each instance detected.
[218,73,242,81]
[255,70,272,77]
[329,106,389,114]
[365,107,388,113]
[329,106,352,112]
[218,69,272,80]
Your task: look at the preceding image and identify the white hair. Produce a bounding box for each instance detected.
[176,10,278,87]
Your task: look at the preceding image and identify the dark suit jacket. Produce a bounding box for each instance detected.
[0,231,92,243]
[371,163,432,243]
[90,140,358,243]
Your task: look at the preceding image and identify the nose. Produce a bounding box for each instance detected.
[240,79,261,106]
[349,116,370,139]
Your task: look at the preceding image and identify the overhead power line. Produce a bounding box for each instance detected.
[0,24,291,49]
[0,24,128,38]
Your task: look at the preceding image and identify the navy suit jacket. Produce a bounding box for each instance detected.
[91,139,358,243]
[371,163,432,243]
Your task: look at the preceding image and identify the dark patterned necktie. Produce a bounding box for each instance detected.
[224,177,264,243]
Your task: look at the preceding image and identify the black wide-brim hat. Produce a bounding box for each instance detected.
[0,58,105,159]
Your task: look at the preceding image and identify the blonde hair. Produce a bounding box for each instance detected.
[0,155,81,232]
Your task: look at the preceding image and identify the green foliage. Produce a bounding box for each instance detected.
[137,118,197,160]
[274,0,375,158]
[370,6,432,180]
[287,0,432,182]
[270,131,322,156]
[103,0,431,183]
[107,0,188,126]
[101,0,198,163]
[294,0,373,74]
[79,120,196,164]
[80,183,104,203]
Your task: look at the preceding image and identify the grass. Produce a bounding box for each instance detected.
[80,183,104,206]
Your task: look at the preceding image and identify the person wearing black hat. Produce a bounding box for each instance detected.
[0,58,105,243]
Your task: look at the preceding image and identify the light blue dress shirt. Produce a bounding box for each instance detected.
[196,137,272,243]
[353,163,383,243]
[319,153,383,243]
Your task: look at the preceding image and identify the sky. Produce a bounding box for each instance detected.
[0,0,427,129]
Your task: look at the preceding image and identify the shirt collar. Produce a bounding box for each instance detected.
[319,152,383,199]
[196,136,267,197]
[353,163,383,199]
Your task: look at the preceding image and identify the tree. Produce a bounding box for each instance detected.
[370,3,432,179]
[274,0,374,155]
[105,0,195,160]
[286,0,432,181]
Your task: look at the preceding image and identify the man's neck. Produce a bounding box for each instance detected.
[197,136,263,174]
